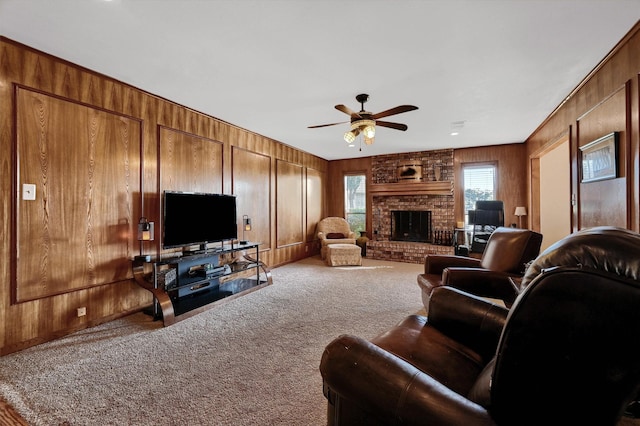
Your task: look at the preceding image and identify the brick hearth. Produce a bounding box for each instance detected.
[366,240,454,264]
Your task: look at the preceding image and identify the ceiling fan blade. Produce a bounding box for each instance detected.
[372,105,418,120]
[308,120,349,129]
[335,104,362,119]
[376,121,408,131]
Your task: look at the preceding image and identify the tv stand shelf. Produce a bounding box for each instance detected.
[132,242,272,326]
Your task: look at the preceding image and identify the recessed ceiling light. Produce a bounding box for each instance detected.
[450,120,465,136]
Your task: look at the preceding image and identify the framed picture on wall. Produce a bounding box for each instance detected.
[580,132,618,183]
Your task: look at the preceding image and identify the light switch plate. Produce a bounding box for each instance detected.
[22,183,36,200]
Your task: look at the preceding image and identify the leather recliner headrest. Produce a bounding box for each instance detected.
[521,226,640,288]
[480,227,543,274]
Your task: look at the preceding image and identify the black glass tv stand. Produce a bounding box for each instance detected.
[132,242,272,326]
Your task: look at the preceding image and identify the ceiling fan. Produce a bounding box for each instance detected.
[308,94,418,145]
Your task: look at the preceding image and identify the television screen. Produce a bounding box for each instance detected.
[163,191,237,249]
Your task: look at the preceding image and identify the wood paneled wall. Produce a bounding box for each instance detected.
[276,159,304,248]
[454,144,528,227]
[15,88,143,303]
[0,37,327,355]
[159,127,224,195]
[576,86,628,229]
[306,168,324,242]
[232,147,272,251]
[526,21,640,233]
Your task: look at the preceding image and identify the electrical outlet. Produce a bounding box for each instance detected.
[77,307,87,317]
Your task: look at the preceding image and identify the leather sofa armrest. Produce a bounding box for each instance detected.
[428,286,509,361]
[424,254,481,275]
[320,334,496,426]
[441,267,520,305]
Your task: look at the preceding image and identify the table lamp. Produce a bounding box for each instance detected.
[514,206,527,228]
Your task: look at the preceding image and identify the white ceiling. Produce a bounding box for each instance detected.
[1,1,639,160]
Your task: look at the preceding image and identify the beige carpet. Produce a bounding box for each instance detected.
[0,256,424,426]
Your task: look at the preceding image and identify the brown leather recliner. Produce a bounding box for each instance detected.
[320,226,640,425]
[417,226,542,312]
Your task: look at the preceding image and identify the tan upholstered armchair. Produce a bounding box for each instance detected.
[317,217,356,259]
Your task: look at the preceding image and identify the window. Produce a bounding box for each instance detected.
[463,163,496,224]
[344,174,366,236]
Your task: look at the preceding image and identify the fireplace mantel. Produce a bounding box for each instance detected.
[371,181,453,196]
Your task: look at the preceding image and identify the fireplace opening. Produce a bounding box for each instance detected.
[391,210,432,242]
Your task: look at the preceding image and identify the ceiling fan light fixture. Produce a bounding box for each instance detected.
[363,124,376,139]
[350,118,376,140]
[351,119,375,130]
[344,129,357,143]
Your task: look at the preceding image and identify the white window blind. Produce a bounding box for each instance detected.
[463,165,496,219]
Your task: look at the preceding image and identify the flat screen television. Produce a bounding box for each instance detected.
[163,191,237,250]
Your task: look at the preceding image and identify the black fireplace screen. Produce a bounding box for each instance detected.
[391,210,432,242]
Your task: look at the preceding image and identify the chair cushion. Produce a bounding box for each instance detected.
[326,232,345,239]
[467,357,495,407]
[371,315,485,396]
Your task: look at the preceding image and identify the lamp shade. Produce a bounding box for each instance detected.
[363,124,375,139]
[343,130,356,143]
[514,206,527,217]
[345,119,376,144]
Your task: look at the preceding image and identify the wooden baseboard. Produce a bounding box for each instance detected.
[0,396,28,426]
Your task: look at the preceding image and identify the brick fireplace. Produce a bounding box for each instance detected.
[367,149,456,264]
